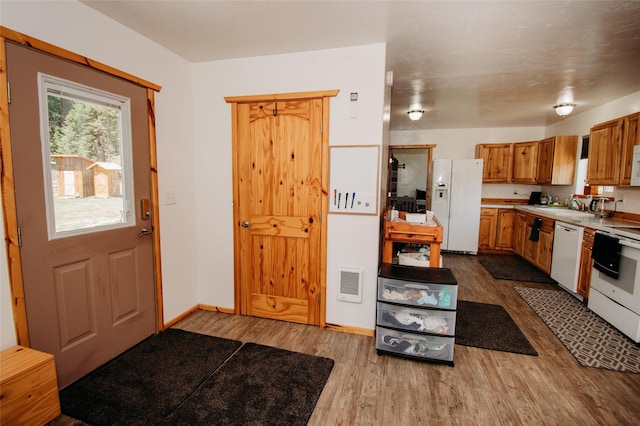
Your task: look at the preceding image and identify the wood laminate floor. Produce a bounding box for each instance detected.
[57,253,640,425]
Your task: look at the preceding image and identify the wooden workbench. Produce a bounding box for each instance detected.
[382,214,443,267]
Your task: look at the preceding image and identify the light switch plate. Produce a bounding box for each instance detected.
[165,190,177,205]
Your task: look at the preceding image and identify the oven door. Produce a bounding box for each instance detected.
[590,236,640,315]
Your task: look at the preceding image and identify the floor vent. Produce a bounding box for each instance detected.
[337,267,363,303]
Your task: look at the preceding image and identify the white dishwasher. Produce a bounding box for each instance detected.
[550,221,584,294]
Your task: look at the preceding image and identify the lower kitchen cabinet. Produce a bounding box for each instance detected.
[513,211,527,255]
[514,210,554,274]
[376,263,458,366]
[495,209,514,249]
[479,208,514,252]
[577,227,596,300]
[478,208,497,249]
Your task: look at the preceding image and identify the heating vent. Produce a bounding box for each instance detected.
[337,267,363,303]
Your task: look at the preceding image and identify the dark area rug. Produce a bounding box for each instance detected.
[59,329,242,426]
[515,287,640,373]
[456,300,538,356]
[479,255,556,284]
[162,342,334,425]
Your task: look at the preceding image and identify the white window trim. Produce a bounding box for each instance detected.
[37,73,135,240]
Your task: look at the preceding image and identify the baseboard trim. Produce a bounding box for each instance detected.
[326,323,375,337]
[198,304,235,315]
[164,304,200,329]
[165,306,373,337]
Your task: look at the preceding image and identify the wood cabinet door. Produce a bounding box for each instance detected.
[512,141,539,183]
[523,226,536,263]
[619,113,640,185]
[475,143,513,182]
[549,135,578,185]
[588,119,622,185]
[512,212,527,255]
[495,209,514,249]
[536,137,554,184]
[536,226,554,274]
[478,208,497,249]
[577,228,595,299]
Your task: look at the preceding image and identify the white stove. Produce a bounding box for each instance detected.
[588,230,640,343]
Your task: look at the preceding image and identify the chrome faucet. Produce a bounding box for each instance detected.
[570,197,585,211]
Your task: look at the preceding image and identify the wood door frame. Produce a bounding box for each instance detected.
[387,144,435,210]
[225,90,338,327]
[0,26,164,347]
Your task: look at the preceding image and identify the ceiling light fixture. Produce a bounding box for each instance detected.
[553,103,576,117]
[407,109,424,121]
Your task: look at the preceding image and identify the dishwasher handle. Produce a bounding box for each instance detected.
[555,222,580,232]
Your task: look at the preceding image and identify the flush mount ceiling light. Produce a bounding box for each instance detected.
[407,109,424,121]
[553,103,576,117]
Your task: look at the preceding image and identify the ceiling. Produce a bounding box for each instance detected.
[81,0,640,131]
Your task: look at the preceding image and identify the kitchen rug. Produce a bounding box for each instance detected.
[59,329,243,425]
[456,300,537,356]
[515,286,640,373]
[161,342,335,425]
[479,255,556,284]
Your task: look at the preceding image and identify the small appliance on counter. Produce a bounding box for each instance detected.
[528,191,542,205]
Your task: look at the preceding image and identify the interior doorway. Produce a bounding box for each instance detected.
[225,91,337,326]
[387,145,435,212]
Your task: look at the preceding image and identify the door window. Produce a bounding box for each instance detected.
[38,74,135,239]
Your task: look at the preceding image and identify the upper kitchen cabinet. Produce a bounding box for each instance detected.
[475,143,513,183]
[619,112,640,185]
[512,141,539,184]
[536,136,578,185]
[588,112,639,186]
[587,118,622,185]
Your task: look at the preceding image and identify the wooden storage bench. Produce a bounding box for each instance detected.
[0,345,60,425]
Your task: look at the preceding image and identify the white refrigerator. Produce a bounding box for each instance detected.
[430,159,483,253]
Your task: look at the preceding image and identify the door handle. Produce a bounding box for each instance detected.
[138,227,153,237]
[241,220,250,228]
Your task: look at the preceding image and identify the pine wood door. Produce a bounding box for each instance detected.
[228,92,335,325]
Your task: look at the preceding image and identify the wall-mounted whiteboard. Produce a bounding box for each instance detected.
[329,145,379,215]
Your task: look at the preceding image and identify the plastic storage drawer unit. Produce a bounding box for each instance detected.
[378,266,458,310]
[376,326,455,362]
[376,264,458,366]
[377,301,456,336]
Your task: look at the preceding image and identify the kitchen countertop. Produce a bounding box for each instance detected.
[515,205,640,240]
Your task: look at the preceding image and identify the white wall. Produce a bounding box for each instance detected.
[0,0,199,348]
[192,44,387,329]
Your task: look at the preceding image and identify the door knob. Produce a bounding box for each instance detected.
[241,220,250,228]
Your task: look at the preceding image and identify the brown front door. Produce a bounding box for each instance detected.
[6,42,156,388]
[230,94,333,325]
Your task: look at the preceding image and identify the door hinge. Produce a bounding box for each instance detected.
[17,226,21,247]
[7,81,10,104]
